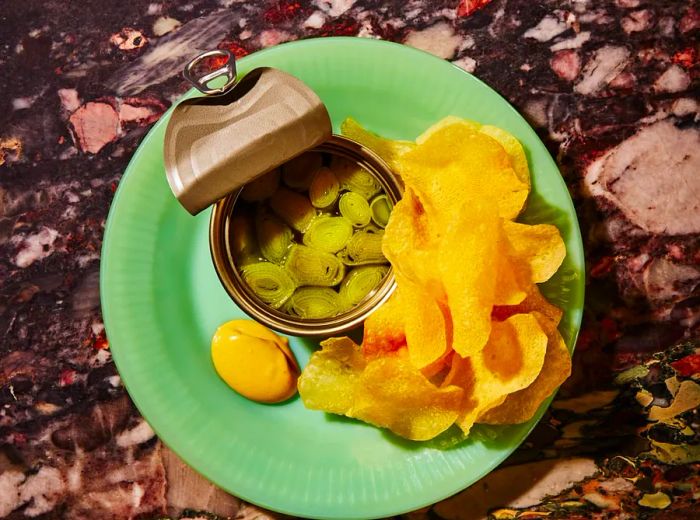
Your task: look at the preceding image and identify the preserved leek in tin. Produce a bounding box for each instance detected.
[230,150,393,319]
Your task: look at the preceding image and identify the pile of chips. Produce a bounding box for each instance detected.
[298,117,571,441]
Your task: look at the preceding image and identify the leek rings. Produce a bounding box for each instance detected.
[332,156,381,199]
[256,211,293,264]
[339,266,389,308]
[270,187,317,233]
[287,287,342,319]
[231,214,259,265]
[339,192,371,228]
[303,215,353,254]
[285,244,345,287]
[241,262,296,308]
[370,194,392,228]
[309,167,340,208]
[338,228,386,266]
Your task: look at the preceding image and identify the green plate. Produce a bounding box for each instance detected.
[101,37,584,519]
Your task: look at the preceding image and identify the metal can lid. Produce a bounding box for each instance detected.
[164,50,332,215]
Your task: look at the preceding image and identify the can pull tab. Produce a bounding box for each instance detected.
[183,49,238,96]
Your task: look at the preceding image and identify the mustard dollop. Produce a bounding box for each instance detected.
[211,320,299,403]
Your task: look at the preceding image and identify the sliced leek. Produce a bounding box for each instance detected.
[338,192,371,228]
[231,214,259,261]
[270,187,317,233]
[303,215,353,253]
[339,266,389,308]
[282,152,322,190]
[285,244,345,287]
[331,156,381,199]
[287,287,342,319]
[338,228,386,265]
[241,262,296,308]
[369,194,392,228]
[256,211,293,264]
[309,167,340,208]
[240,169,280,202]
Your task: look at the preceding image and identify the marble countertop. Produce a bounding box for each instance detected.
[1,0,698,518]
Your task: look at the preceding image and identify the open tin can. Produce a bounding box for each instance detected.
[164,50,401,336]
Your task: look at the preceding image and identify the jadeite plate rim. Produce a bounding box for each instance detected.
[101,37,585,519]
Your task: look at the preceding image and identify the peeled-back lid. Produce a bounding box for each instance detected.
[164,51,332,215]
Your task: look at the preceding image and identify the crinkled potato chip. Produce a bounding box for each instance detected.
[479,313,571,424]
[438,199,499,357]
[492,279,563,326]
[451,313,548,434]
[362,292,406,359]
[340,117,415,171]
[383,188,444,294]
[421,349,454,381]
[418,118,530,188]
[478,125,530,187]
[298,337,365,415]
[504,221,566,283]
[298,337,464,440]
[397,273,450,369]
[494,230,527,306]
[415,115,481,144]
[398,120,528,221]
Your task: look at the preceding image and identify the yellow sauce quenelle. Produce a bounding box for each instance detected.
[211,320,300,404]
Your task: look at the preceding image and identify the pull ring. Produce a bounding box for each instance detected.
[183,49,238,96]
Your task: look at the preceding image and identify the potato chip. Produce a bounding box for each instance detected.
[362,292,406,359]
[298,337,365,415]
[449,313,548,434]
[478,312,571,424]
[478,125,530,187]
[504,221,566,283]
[398,122,528,221]
[340,117,415,171]
[492,279,563,325]
[441,354,477,417]
[397,273,450,369]
[415,118,530,190]
[494,228,527,306]
[421,349,454,381]
[383,188,444,296]
[415,115,481,144]
[298,337,465,440]
[436,199,501,358]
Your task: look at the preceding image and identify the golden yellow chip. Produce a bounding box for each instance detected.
[421,350,453,380]
[492,279,563,325]
[397,121,528,221]
[415,115,481,144]
[449,313,548,434]
[362,292,406,359]
[478,312,571,424]
[298,337,465,440]
[478,125,530,187]
[438,200,499,358]
[504,221,566,283]
[441,353,477,416]
[494,230,527,306]
[340,117,415,171]
[383,188,443,292]
[396,273,450,369]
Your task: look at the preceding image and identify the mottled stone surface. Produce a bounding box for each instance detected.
[1,0,698,518]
